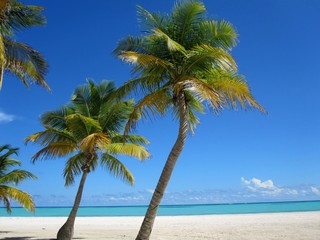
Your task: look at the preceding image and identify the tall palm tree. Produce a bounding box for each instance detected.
[114,1,265,239]
[0,0,49,90]
[0,144,36,213]
[25,80,150,240]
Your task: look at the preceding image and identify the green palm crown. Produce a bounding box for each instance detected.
[26,80,150,186]
[0,144,36,213]
[114,0,265,134]
[0,0,49,90]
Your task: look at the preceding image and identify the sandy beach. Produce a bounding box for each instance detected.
[1,211,320,240]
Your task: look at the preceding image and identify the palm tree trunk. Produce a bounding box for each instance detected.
[136,92,188,240]
[57,169,89,240]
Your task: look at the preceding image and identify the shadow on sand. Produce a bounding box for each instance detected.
[2,238,84,240]
[1,238,55,240]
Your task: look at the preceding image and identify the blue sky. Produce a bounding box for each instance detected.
[0,0,320,206]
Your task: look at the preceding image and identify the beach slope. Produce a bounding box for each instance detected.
[1,212,320,239]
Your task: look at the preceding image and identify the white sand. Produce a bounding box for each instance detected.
[1,212,320,239]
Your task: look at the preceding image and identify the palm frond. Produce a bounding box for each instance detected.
[71,79,112,117]
[105,143,150,161]
[99,100,134,134]
[80,133,110,153]
[100,153,134,185]
[25,127,76,146]
[207,71,265,112]
[137,5,168,33]
[185,44,237,72]
[184,91,204,133]
[172,0,206,44]
[113,36,149,55]
[0,0,45,35]
[0,170,36,185]
[40,106,74,129]
[124,88,170,133]
[95,80,116,102]
[31,142,77,162]
[63,153,86,186]
[174,76,222,111]
[65,114,102,139]
[118,51,173,70]
[0,145,21,175]
[200,20,238,50]
[0,185,35,213]
[111,133,150,145]
[0,195,11,213]
[151,28,186,54]
[0,144,19,160]
[4,38,49,90]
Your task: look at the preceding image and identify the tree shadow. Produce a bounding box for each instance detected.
[2,238,55,240]
[1,238,84,240]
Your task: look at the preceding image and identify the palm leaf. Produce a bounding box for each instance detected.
[185,44,237,72]
[65,114,102,139]
[80,133,110,153]
[0,170,36,184]
[124,88,170,133]
[4,38,49,90]
[151,28,186,54]
[200,20,238,50]
[0,185,35,213]
[0,194,11,213]
[105,143,150,161]
[40,106,74,129]
[100,154,134,185]
[31,142,77,162]
[63,153,86,186]
[0,0,45,35]
[0,144,19,160]
[25,127,76,146]
[172,0,206,44]
[207,71,265,112]
[118,51,172,70]
[111,134,150,145]
[174,76,222,111]
[99,100,134,134]
[113,36,149,55]
[137,5,168,33]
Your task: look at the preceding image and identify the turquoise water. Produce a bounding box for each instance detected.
[1,201,320,217]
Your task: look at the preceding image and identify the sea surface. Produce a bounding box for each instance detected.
[1,201,320,217]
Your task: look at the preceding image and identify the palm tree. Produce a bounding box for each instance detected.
[0,144,36,213]
[25,80,150,240]
[0,0,49,90]
[114,1,265,239]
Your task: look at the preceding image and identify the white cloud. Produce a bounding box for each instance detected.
[241,177,320,200]
[311,186,320,196]
[146,189,155,194]
[241,177,283,196]
[0,111,15,123]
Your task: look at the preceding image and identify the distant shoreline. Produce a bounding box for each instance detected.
[4,199,320,208]
[1,200,320,217]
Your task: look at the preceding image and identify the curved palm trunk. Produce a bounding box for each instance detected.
[57,169,89,240]
[136,92,188,240]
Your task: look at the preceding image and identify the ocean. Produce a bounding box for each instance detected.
[1,201,319,217]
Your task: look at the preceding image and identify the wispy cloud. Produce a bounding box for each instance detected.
[241,177,282,196]
[30,179,320,206]
[311,186,320,196]
[0,111,15,123]
[240,177,319,201]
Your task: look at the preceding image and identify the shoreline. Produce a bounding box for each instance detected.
[1,211,320,239]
